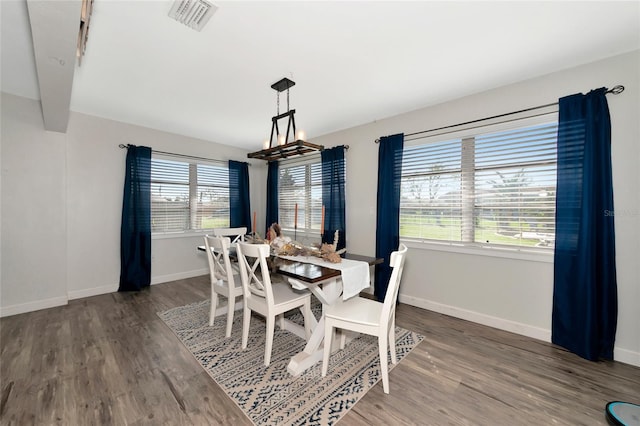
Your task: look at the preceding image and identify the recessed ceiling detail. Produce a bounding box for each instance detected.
[168,0,217,32]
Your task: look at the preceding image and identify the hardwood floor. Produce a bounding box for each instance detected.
[1,276,638,425]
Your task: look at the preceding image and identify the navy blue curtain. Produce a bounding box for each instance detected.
[119,145,152,292]
[374,134,404,301]
[229,160,251,229]
[265,161,279,236]
[321,146,347,251]
[552,88,617,361]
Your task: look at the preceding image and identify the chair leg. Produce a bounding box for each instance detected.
[242,306,251,350]
[209,292,219,327]
[322,322,334,377]
[225,295,234,338]
[378,333,390,394]
[302,300,312,340]
[339,330,347,350]
[265,315,275,366]
[277,314,285,330]
[389,318,397,365]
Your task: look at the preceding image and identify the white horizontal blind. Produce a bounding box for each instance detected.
[151,158,189,232]
[151,157,229,232]
[279,160,322,232]
[401,139,463,241]
[195,163,230,230]
[473,123,557,247]
[400,120,557,249]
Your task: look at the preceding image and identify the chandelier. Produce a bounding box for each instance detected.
[247,78,323,161]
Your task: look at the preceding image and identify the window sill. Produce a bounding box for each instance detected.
[401,239,553,263]
[152,230,212,240]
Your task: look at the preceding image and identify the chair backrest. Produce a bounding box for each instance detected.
[212,227,247,245]
[236,242,273,305]
[380,243,408,327]
[204,235,235,287]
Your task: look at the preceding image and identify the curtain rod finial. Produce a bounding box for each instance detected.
[609,85,624,95]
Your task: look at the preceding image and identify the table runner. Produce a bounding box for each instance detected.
[279,255,370,299]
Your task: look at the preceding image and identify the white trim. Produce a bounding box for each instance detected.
[68,284,118,300]
[0,295,68,318]
[151,268,208,285]
[402,239,554,263]
[398,293,551,342]
[398,293,640,367]
[152,230,211,240]
[613,347,640,368]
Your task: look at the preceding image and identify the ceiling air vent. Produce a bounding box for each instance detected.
[168,0,217,31]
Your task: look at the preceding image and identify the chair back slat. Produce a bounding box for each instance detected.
[236,243,273,304]
[381,243,408,327]
[213,227,247,245]
[204,235,235,288]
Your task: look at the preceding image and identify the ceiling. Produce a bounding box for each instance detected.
[2,1,639,151]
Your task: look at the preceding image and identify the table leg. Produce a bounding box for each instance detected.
[287,278,342,376]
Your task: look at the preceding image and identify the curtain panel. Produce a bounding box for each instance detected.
[321,146,347,251]
[266,161,279,237]
[374,134,404,301]
[119,145,152,292]
[229,160,251,230]
[552,88,618,361]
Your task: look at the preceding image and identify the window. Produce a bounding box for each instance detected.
[278,157,323,232]
[151,156,230,233]
[400,120,557,249]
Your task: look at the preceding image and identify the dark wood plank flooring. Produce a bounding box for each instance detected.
[1,275,638,425]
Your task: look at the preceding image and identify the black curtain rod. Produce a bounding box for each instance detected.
[375,84,625,143]
[118,144,250,166]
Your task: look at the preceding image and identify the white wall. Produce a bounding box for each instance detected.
[1,93,266,312]
[1,50,637,366]
[1,94,68,314]
[313,50,640,366]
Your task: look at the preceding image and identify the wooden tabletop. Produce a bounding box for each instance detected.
[276,253,381,284]
[198,245,381,285]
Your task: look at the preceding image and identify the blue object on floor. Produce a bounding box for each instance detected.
[606,401,640,426]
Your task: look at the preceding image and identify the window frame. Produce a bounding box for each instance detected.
[150,153,230,236]
[400,110,558,261]
[277,153,323,236]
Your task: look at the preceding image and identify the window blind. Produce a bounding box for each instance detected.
[400,121,557,249]
[151,157,229,232]
[278,160,322,231]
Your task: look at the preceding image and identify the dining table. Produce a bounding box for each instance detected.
[276,253,382,376]
[197,244,382,376]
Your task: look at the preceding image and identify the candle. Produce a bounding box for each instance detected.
[253,211,256,235]
[320,205,325,236]
[294,203,298,229]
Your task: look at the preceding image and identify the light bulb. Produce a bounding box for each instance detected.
[279,135,285,145]
[297,130,305,141]
[263,140,269,149]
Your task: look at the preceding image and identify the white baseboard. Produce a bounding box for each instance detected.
[68,284,118,300]
[398,294,640,368]
[613,347,640,367]
[0,295,68,318]
[151,268,208,285]
[399,294,551,342]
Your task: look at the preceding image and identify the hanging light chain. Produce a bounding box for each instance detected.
[287,87,290,112]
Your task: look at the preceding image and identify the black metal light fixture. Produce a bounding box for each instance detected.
[247,78,323,161]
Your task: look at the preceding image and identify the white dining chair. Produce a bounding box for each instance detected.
[204,235,244,338]
[236,242,313,366]
[321,243,408,394]
[212,227,247,245]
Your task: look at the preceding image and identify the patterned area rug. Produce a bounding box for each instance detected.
[158,299,424,425]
